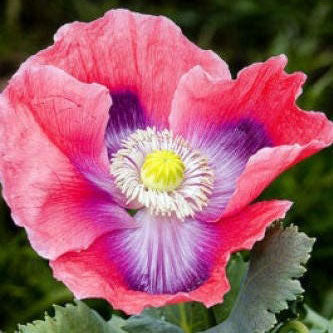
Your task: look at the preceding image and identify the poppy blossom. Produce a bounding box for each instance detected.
[0,9,332,314]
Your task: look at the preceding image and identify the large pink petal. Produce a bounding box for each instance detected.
[50,200,291,314]
[5,64,109,166]
[0,65,135,260]
[170,60,333,219]
[170,56,332,146]
[28,9,230,128]
[5,62,131,206]
[223,143,331,216]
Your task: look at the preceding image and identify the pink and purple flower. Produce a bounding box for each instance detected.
[0,9,332,314]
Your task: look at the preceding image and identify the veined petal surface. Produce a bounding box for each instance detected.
[170,57,333,219]
[0,64,135,260]
[51,200,291,314]
[29,9,230,130]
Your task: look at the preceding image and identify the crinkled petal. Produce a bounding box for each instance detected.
[5,62,131,207]
[170,56,332,146]
[0,65,135,260]
[50,200,291,314]
[6,65,110,167]
[170,59,333,218]
[223,143,331,216]
[29,9,230,128]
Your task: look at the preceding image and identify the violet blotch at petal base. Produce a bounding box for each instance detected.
[191,118,272,222]
[106,91,149,156]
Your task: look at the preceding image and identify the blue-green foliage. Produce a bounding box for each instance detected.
[0,0,332,331]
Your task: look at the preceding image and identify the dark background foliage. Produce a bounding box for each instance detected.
[0,0,332,331]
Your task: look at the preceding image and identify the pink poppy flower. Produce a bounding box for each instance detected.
[0,9,332,314]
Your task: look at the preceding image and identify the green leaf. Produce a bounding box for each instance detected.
[203,224,315,333]
[17,300,184,333]
[123,314,183,333]
[17,300,113,333]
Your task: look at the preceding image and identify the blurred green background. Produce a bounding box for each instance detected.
[0,0,332,331]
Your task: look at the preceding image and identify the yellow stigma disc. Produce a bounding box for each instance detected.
[140,150,185,192]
